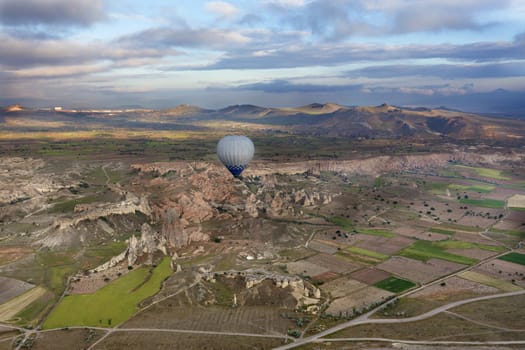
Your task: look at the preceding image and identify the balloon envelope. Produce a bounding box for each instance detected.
[217,135,254,177]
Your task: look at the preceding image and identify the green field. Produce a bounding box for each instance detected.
[498,252,525,266]
[374,277,416,293]
[355,228,395,238]
[459,198,505,209]
[429,227,455,235]
[432,240,505,253]
[328,216,354,230]
[454,165,510,180]
[399,240,478,265]
[43,257,172,329]
[345,246,388,260]
[427,182,495,195]
[449,184,495,193]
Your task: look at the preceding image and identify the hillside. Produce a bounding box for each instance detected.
[1,103,524,141]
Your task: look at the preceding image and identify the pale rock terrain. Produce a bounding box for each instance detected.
[202,269,322,311]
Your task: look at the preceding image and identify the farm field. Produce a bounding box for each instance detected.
[458,271,522,292]
[459,198,506,208]
[31,328,105,350]
[350,268,391,285]
[0,277,34,305]
[91,331,285,350]
[453,165,511,180]
[122,279,299,335]
[451,294,525,330]
[0,247,33,267]
[328,311,525,341]
[399,240,480,265]
[344,246,389,260]
[352,234,414,255]
[0,286,48,322]
[374,276,416,293]
[498,252,525,265]
[472,259,525,287]
[321,277,368,299]
[376,256,466,284]
[305,253,360,274]
[325,286,393,316]
[43,257,172,329]
[508,194,525,208]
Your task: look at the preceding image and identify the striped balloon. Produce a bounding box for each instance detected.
[217,135,254,177]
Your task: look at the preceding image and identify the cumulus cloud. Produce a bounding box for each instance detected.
[118,27,251,49]
[268,0,512,39]
[205,1,239,18]
[0,0,106,27]
[192,33,525,70]
[0,33,177,69]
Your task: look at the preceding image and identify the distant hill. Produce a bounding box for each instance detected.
[1,102,524,141]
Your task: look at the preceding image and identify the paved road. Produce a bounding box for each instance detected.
[273,290,525,350]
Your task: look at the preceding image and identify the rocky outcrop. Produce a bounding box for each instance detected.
[244,193,259,218]
[55,193,151,230]
[161,208,209,248]
[202,269,322,311]
[127,223,167,265]
[0,157,69,206]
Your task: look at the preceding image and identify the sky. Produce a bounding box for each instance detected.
[1,0,525,114]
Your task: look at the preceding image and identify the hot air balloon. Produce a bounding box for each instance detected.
[217,135,254,178]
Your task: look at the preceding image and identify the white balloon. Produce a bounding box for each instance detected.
[217,135,254,177]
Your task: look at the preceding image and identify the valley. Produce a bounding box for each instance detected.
[0,104,524,349]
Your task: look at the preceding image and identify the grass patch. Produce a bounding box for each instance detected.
[454,165,510,180]
[355,228,395,238]
[429,227,455,235]
[489,228,525,238]
[437,222,480,232]
[374,277,416,293]
[498,252,525,266]
[433,240,506,253]
[449,183,495,193]
[328,216,353,230]
[459,198,505,209]
[399,240,477,265]
[48,194,104,213]
[345,246,388,260]
[43,257,172,329]
[424,182,494,195]
[81,241,127,269]
[37,251,78,294]
[14,291,54,326]
[214,253,238,271]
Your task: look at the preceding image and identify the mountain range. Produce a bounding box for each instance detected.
[2,103,525,141]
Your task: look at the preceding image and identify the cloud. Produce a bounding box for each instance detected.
[345,62,525,79]
[236,79,362,93]
[118,27,250,49]
[374,0,507,33]
[267,0,511,40]
[265,0,309,8]
[205,1,239,18]
[192,33,525,70]
[11,64,108,79]
[0,0,106,27]
[0,33,177,69]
